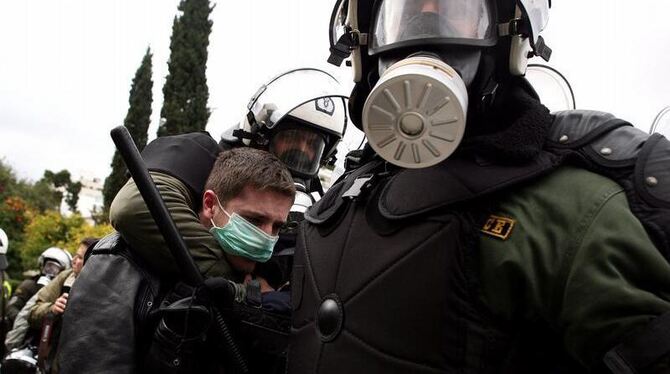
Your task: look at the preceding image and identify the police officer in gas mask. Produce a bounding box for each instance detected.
[221,68,347,290]
[289,1,670,373]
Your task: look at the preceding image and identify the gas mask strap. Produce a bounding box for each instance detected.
[328,27,364,66]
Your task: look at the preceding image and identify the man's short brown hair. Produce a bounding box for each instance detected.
[204,147,296,205]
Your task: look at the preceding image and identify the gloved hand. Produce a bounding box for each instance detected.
[201,277,237,307]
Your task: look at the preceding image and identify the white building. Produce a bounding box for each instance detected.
[60,174,104,224]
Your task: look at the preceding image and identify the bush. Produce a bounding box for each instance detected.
[20,211,113,269]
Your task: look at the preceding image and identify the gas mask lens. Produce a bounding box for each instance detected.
[269,129,326,176]
[371,0,495,53]
[42,260,63,278]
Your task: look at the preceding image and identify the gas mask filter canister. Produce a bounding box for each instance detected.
[362,55,468,169]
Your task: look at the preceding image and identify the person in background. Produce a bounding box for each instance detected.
[6,247,72,325]
[4,247,72,352]
[28,238,97,374]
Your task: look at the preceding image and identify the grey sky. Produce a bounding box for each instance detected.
[1,0,669,181]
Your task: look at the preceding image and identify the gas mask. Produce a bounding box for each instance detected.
[362,0,496,168]
[37,260,64,286]
[328,0,552,169]
[364,53,470,168]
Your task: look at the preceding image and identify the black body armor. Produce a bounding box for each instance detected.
[288,110,670,373]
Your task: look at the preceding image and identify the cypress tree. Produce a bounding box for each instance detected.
[102,48,154,215]
[158,0,213,136]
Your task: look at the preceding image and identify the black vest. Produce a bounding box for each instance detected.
[288,110,670,373]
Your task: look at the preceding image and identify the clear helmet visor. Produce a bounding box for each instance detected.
[42,260,63,278]
[269,128,326,177]
[651,107,670,137]
[248,69,349,130]
[371,0,496,53]
[519,0,550,47]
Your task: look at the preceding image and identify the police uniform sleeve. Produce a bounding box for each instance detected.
[6,279,37,323]
[110,171,234,279]
[477,167,670,369]
[29,269,71,329]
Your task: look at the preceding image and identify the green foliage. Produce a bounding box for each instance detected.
[103,47,154,217]
[20,212,112,269]
[20,211,82,269]
[65,181,82,213]
[0,158,12,197]
[102,152,127,221]
[40,169,81,213]
[0,159,60,212]
[66,222,113,253]
[158,0,213,137]
[26,179,63,212]
[0,160,112,277]
[0,196,34,277]
[89,205,108,226]
[43,170,71,188]
[126,48,153,151]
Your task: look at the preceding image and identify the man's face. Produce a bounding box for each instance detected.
[201,185,293,273]
[272,131,320,162]
[269,128,325,176]
[72,244,86,276]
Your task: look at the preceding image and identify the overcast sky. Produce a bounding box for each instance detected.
[1,0,669,181]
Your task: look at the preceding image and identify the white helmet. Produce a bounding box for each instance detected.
[230,68,349,178]
[504,0,552,76]
[38,247,72,274]
[0,228,8,254]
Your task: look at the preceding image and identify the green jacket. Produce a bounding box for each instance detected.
[109,172,245,299]
[29,269,75,329]
[110,171,234,278]
[477,166,670,369]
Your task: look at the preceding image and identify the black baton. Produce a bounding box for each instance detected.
[110,126,249,373]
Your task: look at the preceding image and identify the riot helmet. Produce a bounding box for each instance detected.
[37,247,72,285]
[1,347,38,374]
[328,0,552,168]
[226,68,348,180]
[0,228,8,255]
[0,228,8,270]
[0,228,7,254]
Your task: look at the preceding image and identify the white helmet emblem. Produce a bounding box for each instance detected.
[315,97,335,116]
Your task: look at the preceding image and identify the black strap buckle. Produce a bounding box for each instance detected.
[327,28,358,66]
[341,175,374,199]
[533,36,552,62]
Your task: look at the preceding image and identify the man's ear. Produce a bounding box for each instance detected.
[201,190,217,221]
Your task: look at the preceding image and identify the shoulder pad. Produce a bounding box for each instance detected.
[549,110,648,164]
[549,110,670,206]
[548,110,631,149]
[91,232,125,254]
[89,233,149,269]
[637,134,670,207]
